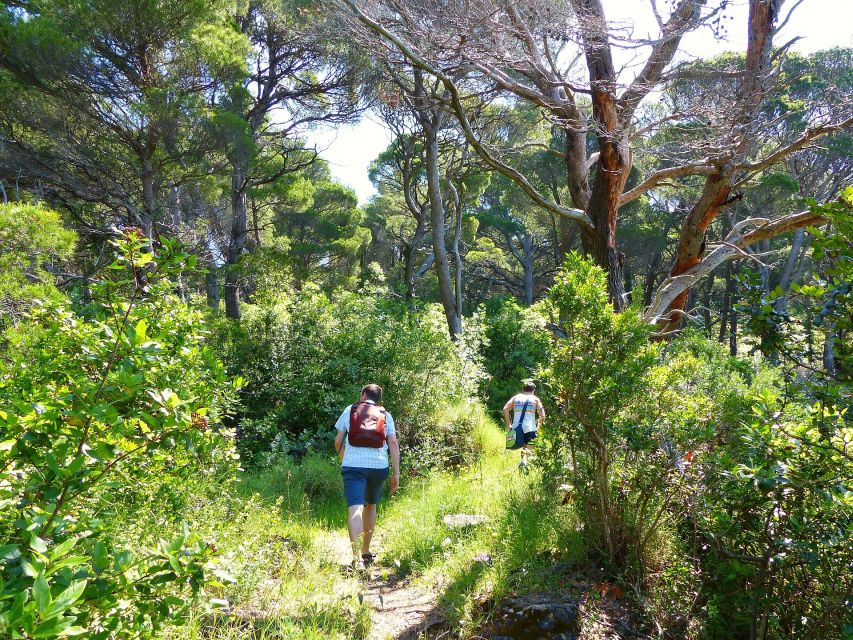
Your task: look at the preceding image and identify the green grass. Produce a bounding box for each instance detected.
[143,408,582,639]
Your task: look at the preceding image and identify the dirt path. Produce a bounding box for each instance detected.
[317,530,444,640]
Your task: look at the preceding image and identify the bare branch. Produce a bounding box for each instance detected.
[620,161,716,205]
[644,210,827,326]
[340,0,595,231]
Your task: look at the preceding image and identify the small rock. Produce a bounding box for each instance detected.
[443,514,489,528]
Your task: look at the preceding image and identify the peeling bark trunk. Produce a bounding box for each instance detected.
[575,0,630,310]
[658,0,781,332]
[663,173,732,331]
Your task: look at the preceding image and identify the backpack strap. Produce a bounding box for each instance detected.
[517,398,531,429]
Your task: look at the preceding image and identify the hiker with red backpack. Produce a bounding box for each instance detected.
[334,384,400,571]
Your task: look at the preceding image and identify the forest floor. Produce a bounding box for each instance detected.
[153,421,633,640]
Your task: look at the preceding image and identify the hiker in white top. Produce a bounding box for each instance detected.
[334,384,400,572]
[503,380,545,469]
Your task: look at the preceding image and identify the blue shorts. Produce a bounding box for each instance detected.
[523,430,537,445]
[342,466,389,507]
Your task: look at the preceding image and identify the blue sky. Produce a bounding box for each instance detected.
[306,0,853,205]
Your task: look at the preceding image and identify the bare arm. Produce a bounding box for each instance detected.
[503,397,514,429]
[334,430,345,460]
[387,434,400,493]
[536,397,546,429]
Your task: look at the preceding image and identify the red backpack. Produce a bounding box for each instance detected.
[348,402,387,448]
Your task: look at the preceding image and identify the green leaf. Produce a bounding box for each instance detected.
[33,573,51,614]
[47,556,88,575]
[43,580,87,620]
[0,439,16,451]
[49,538,79,562]
[0,544,19,561]
[30,537,49,554]
[132,319,148,346]
[33,615,75,637]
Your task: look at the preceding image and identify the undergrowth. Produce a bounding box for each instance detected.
[140,405,587,639]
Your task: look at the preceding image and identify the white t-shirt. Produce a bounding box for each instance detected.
[335,400,396,469]
[511,394,539,433]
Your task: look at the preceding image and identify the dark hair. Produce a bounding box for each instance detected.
[522,380,536,393]
[361,384,383,402]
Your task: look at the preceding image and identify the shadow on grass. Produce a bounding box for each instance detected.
[194,602,371,640]
[430,475,584,633]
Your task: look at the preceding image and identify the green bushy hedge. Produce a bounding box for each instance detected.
[479,296,550,415]
[541,253,852,639]
[213,288,488,470]
[0,232,239,639]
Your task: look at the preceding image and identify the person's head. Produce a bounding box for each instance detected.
[360,383,383,403]
[522,380,536,394]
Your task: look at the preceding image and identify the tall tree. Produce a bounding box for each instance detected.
[0,0,247,240]
[220,0,365,318]
[340,0,853,322]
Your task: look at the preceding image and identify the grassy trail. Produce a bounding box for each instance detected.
[158,423,582,639]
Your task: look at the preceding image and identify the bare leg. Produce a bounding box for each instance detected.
[347,505,364,561]
[361,503,377,555]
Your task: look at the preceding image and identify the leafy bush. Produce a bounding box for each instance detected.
[543,253,659,567]
[214,288,487,470]
[479,296,550,415]
[693,384,853,639]
[0,203,77,323]
[0,231,239,639]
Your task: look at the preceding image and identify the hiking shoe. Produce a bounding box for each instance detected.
[361,552,376,567]
[347,558,368,576]
[518,460,530,475]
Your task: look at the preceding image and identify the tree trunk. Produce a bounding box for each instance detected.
[729,272,739,356]
[574,0,631,311]
[719,262,735,344]
[642,249,663,308]
[423,115,462,339]
[403,211,427,305]
[773,228,805,314]
[702,271,716,337]
[140,157,157,242]
[225,151,249,320]
[624,260,633,306]
[521,234,535,305]
[559,128,591,259]
[823,326,836,376]
[451,187,464,320]
[658,0,781,332]
[663,173,732,332]
[206,265,220,312]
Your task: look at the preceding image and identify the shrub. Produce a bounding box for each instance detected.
[543,253,659,568]
[0,232,239,639]
[479,296,550,415]
[0,203,77,323]
[693,383,852,639]
[214,288,488,471]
